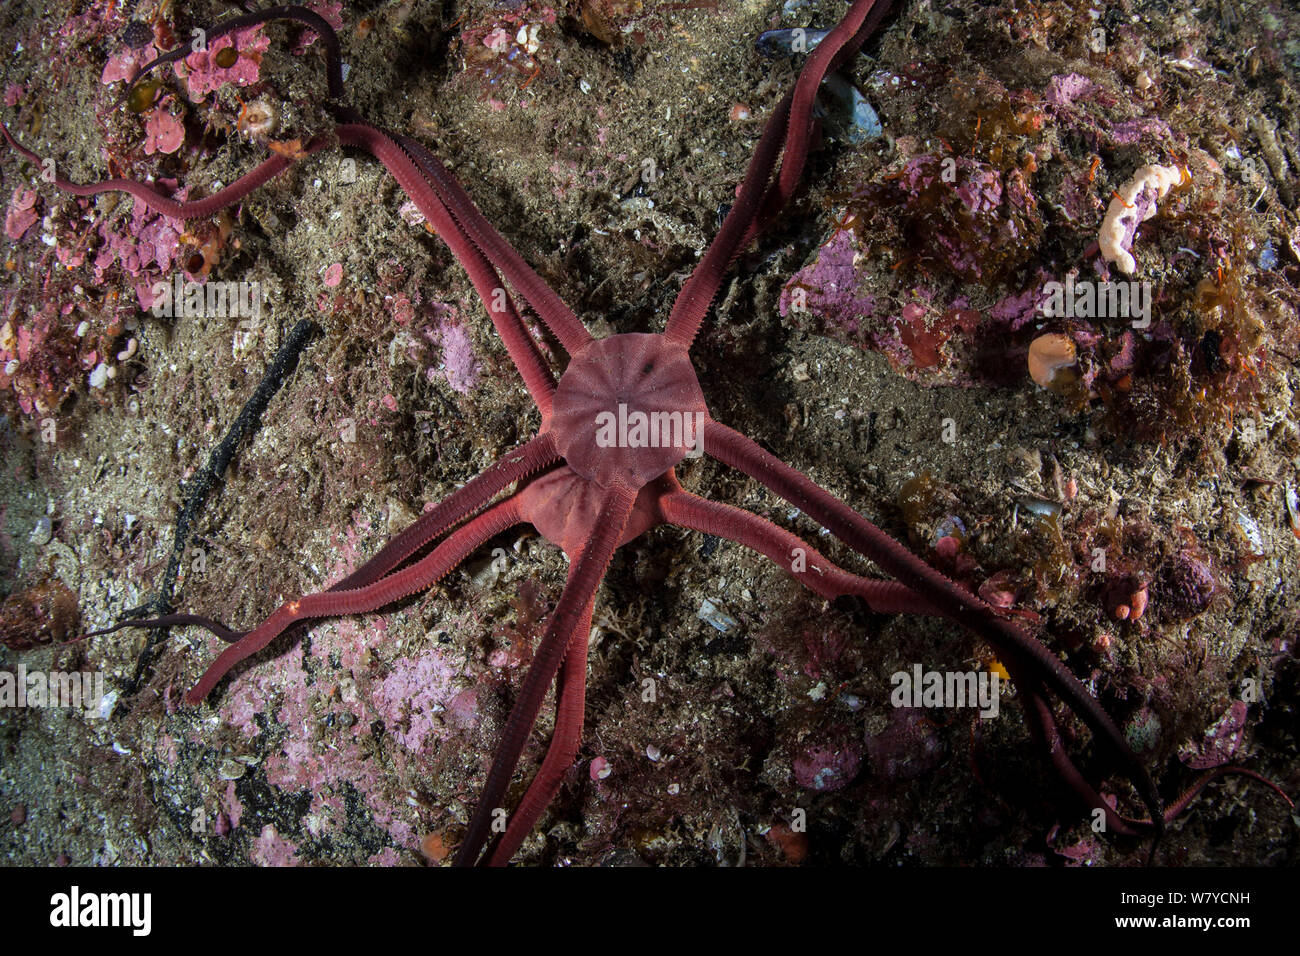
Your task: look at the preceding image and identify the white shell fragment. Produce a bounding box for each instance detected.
[698,598,738,633]
[28,515,52,546]
[1235,511,1266,558]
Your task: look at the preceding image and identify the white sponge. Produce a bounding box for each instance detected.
[1098,164,1187,275]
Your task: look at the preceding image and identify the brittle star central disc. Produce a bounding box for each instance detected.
[551,333,709,489]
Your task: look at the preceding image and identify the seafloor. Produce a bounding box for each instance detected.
[1,0,1297,866]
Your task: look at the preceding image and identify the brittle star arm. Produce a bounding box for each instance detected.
[112,0,563,399]
[115,1,572,380]
[1022,689,1293,838]
[1,119,563,416]
[654,494,1248,841]
[330,431,559,592]
[482,597,596,867]
[700,418,1165,833]
[738,0,896,243]
[85,432,559,643]
[0,121,327,218]
[659,489,934,615]
[664,0,894,349]
[479,486,947,867]
[284,124,592,357]
[122,4,347,101]
[454,479,638,866]
[385,129,558,419]
[185,493,529,704]
[385,130,592,358]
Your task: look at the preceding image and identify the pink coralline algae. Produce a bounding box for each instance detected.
[177,27,272,101]
[0,294,84,415]
[815,152,1043,299]
[4,187,39,241]
[250,824,301,867]
[1180,701,1248,770]
[217,615,426,850]
[779,145,1057,384]
[209,511,478,858]
[989,284,1049,331]
[90,188,186,308]
[1107,117,1174,146]
[779,231,876,335]
[953,165,1004,216]
[223,782,243,830]
[1045,73,1097,108]
[1048,825,1102,866]
[94,0,337,92]
[1053,168,1105,224]
[143,104,185,155]
[1042,73,1173,150]
[434,320,481,394]
[372,654,457,752]
[780,224,1009,382]
[100,45,150,86]
[97,45,186,158]
[295,1,345,52]
[398,199,426,228]
[894,154,1042,282]
[483,27,512,51]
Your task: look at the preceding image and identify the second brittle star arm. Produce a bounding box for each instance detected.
[185,494,529,704]
[659,489,933,615]
[334,124,592,358]
[454,479,637,866]
[0,121,328,220]
[385,130,592,359]
[482,597,595,867]
[88,433,559,663]
[700,418,1165,833]
[328,432,560,594]
[2,115,568,413]
[388,130,559,417]
[1021,690,1293,839]
[664,0,895,350]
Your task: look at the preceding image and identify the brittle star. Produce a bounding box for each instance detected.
[3,0,1289,865]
